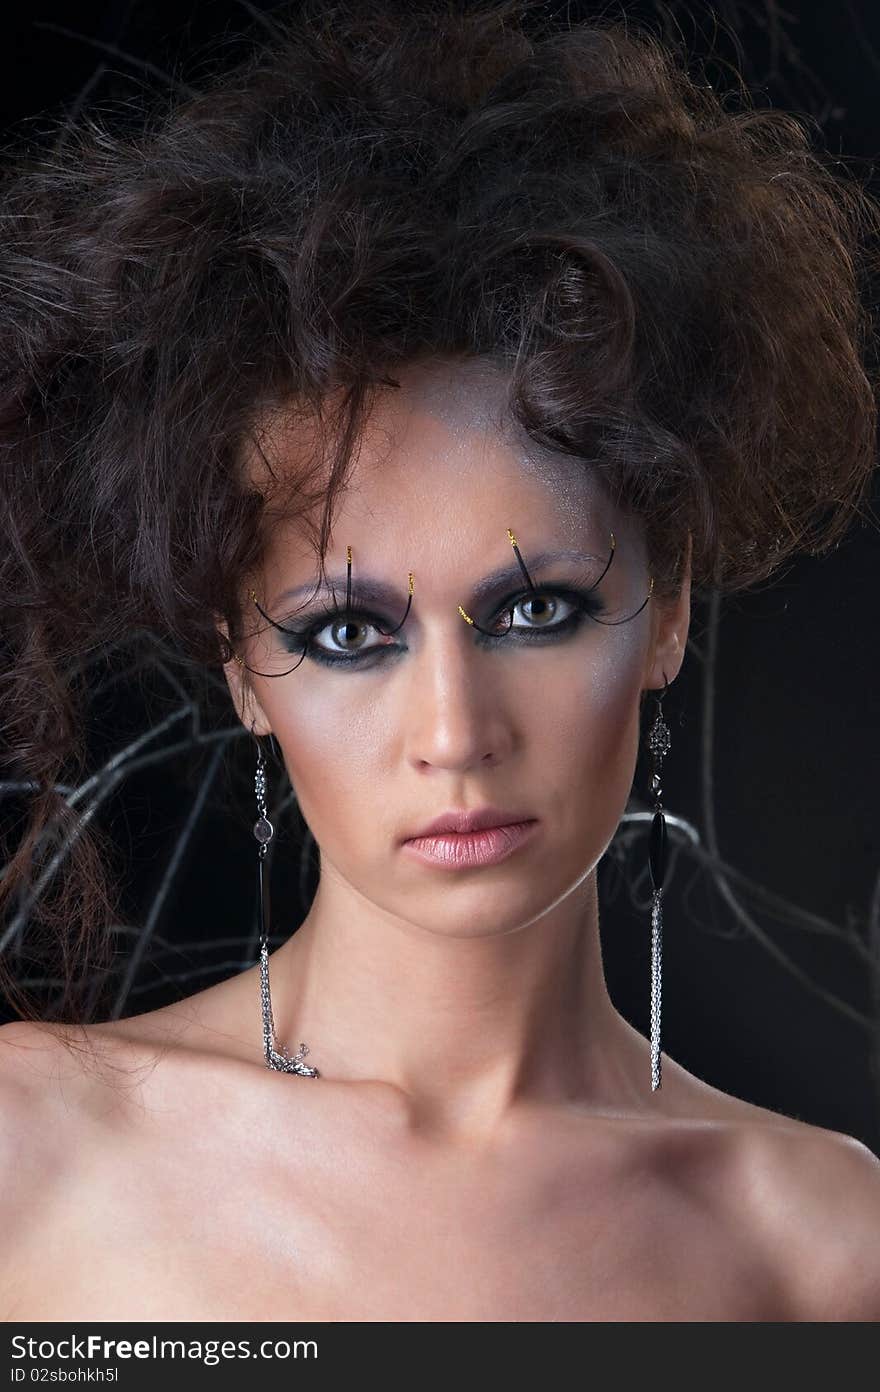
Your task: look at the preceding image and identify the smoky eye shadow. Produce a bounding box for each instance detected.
[273,544,615,616]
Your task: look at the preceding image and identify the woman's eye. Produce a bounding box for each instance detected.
[285,587,598,666]
[487,587,576,637]
[311,615,386,657]
[310,593,577,650]
[510,592,572,629]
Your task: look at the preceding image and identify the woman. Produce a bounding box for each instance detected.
[1,0,878,1322]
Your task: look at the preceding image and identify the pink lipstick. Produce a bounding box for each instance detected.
[401,818,539,869]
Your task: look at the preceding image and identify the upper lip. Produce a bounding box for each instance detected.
[403,806,536,840]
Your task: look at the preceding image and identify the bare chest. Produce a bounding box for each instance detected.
[5,1085,786,1322]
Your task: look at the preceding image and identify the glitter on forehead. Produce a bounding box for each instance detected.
[384,356,626,553]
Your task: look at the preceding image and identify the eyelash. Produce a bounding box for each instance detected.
[276,586,607,668]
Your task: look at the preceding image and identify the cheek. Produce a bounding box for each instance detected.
[541,637,644,794]
[262,686,387,834]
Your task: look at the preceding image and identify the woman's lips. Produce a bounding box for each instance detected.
[400,819,539,869]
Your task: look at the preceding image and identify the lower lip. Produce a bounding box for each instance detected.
[401,820,539,869]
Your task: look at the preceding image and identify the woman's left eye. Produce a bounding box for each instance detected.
[500,592,575,633]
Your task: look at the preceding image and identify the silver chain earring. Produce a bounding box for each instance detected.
[646,675,671,1091]
[252,728,320,1077]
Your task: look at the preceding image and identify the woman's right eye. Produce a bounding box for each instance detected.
[278,609,397,664]
[310,615,388,658]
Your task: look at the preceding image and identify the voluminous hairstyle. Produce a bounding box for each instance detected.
[1,0,878,1026]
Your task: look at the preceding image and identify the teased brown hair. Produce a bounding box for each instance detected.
[1,0,878,1029]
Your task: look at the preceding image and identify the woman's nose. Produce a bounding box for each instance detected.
[401,626,517,772]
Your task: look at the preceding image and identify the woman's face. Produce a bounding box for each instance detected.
[223,358,689,940]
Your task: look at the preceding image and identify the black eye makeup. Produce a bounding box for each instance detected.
[239,528,653,678]
[278,578,609,669]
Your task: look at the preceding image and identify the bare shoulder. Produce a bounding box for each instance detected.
[730,1117,880,1320]
[0,1016,159,1106]
[0,1018,162,1211]
[637,1049,880,1319]
[0,1021,79,1312]
[0,1018,88,1136]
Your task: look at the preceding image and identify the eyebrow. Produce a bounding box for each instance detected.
[271,547,608,611]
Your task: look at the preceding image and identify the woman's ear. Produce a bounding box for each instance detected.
[643,531,691,691]
[215,616,273,737]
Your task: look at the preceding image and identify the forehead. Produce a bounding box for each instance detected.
[247,357,644,565]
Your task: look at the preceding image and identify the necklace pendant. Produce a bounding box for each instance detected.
[259,939,321,1077]
[267,1038,320,1078]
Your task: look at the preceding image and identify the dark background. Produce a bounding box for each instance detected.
[2,1,879,1153]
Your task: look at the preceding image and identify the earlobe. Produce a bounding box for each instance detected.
[644,537,691,692]
[646,628,685,692]
[215,617,273,737]
[231,671,272,739]
[235,682,274,740]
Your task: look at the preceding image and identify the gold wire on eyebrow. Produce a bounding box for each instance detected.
[509,527,536,589]
[458,528,538,633]
[232,546,415,677]
[360,543,414,637]
[456,527,650,635]
[229,528,654,674]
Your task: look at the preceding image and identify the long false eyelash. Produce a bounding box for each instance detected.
[240,546,414,676]
[459,529,535,636]
[458,528,638,635]
[236,528,653,677]
[592,571,654,624]
[347,544,414,637]
[236,595,311,677]
[573,531,654,625]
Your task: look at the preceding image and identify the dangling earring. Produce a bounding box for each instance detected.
[252,726,320,1077]
[646,676,671,1091]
